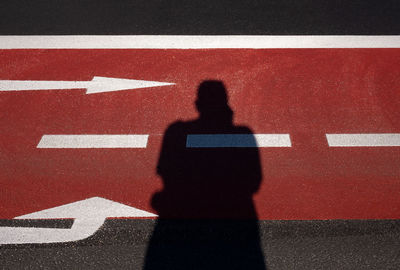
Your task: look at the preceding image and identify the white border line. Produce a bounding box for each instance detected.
[1,35,400,49]
[326,134,400,147]
[186,134,291,148]
[37,135,149,148]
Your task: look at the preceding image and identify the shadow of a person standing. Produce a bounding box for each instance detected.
[144,80,266,269]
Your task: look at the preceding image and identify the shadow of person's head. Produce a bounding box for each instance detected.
[195,80,233,126]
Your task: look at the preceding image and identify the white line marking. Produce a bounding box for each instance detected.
[326,134,400,147]
[0,35,400,49]
[0,76,175,94]
[186,134,291,148]
[37,135,149,148]
[0,197,156,245]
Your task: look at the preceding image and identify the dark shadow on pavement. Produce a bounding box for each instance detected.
[144,80,266,269]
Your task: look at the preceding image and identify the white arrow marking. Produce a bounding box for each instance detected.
[0,197,157,245]
[0,76,175,94]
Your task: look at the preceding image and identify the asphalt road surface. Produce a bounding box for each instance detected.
[1,219,400,269]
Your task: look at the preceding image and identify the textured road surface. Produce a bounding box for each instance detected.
[1,219,400,269]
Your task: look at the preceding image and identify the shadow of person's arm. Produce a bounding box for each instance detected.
[156,121,186,178]
[240,127,263,194]
[153,121,186,214]
[251,146,263,194]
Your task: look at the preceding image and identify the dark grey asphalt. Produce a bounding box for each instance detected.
[0,0,399,35]
[1,219,400,269]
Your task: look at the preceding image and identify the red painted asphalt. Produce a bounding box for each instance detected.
[1,49,399,220]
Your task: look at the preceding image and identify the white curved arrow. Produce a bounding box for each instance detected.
[0,76,175,94]
[0,197,157,245]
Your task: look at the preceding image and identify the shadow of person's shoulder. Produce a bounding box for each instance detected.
[163,119,200,135]
[232,124,255,135]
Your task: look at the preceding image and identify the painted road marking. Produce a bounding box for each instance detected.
[0,35,400,49]
[0,197,157,245]
[326,134,400,147]
[1,48,400,221]
[186,134,291,148]
[0,76,175,94]
[37,135,149,148]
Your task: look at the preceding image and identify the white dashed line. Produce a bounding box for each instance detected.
[326,134,400,147]
[37,133,400,148]
[37,135,149,148]
[186,134,291,148]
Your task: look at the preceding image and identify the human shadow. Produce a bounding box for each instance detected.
[144,80,266,269]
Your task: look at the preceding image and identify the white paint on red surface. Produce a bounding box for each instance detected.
[0,76,175,94]
[1,48,400,220]
[186,134,292,147]
[0,35,399,49]
[326,134,400,147]
[37,135,149,148]
[0,197,156,245]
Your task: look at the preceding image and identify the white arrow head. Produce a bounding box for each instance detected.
[15,197,157,220]
[86,76,175,94]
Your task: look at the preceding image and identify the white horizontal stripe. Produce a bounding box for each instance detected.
[186,134,291,148]
[37,135,148,148]
[326,134,400,147]
[1,36,400,49]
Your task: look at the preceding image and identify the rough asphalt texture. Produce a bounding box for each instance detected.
[1,219,400,269]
